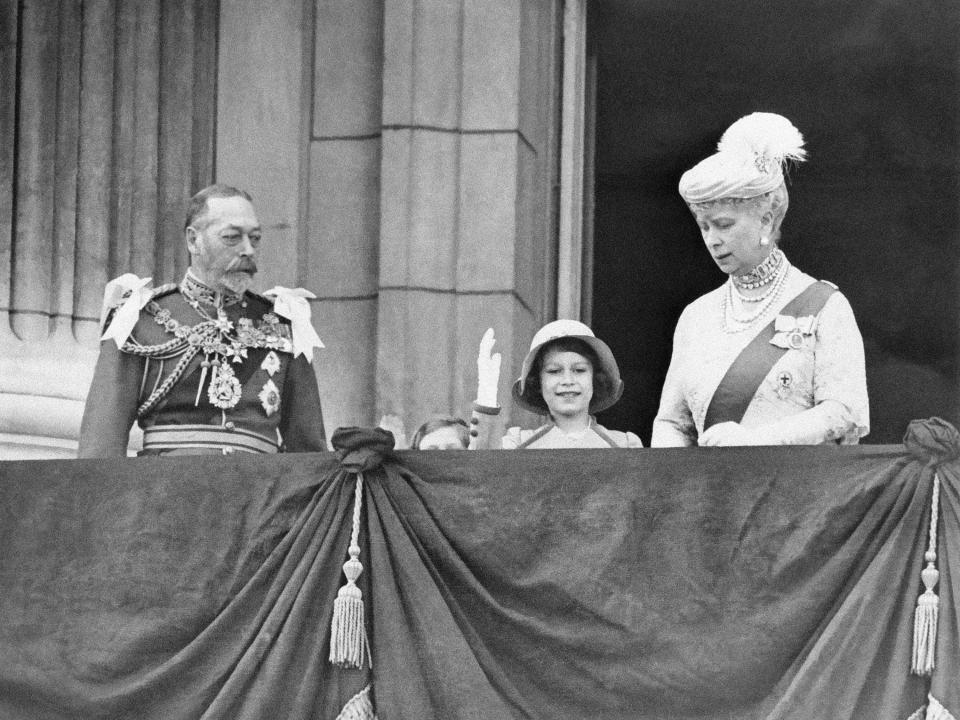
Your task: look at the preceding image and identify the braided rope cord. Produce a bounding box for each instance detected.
[119,288,280,419]
[120,299,221,416]
[926,473,941,560]
[136,344,202,418]
[349,472,363,555]
[122,337,190,358]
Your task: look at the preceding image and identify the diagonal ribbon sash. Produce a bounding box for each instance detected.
[703,281,836,431]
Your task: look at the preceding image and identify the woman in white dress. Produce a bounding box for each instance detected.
[651,113,869,447]
[470,320,643,449]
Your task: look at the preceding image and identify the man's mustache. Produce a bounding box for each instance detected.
[227,257,258,274]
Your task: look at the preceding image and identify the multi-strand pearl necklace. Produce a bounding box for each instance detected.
[721,254,791,333]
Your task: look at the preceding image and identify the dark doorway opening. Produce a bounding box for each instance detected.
[588,0,960,445]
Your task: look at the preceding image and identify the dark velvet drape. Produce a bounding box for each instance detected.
[0,422,957,719]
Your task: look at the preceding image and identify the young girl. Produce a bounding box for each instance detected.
[470,320,642,449]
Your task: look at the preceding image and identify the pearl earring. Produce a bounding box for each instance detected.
[759,235,770,246]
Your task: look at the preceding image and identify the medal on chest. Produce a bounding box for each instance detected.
[258,379,281,417]
[208,363,243,409]
[150,299,293,411]
[776,370,794,400]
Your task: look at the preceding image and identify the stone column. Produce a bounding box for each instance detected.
[0,1,216,459]
[307,0,384,433]
[216,0,385,436]
[376,0,562,437]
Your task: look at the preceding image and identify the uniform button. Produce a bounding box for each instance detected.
[469,429,478,437]
[225,421,236,431]
[222,447,235,455]
[470,417,479,425]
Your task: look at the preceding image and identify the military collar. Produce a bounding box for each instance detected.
[180,269,242,309]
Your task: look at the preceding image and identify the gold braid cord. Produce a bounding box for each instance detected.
[134,344,201,417]
[114,289,218,419]
[112,281,293,419]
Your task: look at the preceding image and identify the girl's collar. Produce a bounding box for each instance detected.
[549,415,595,438]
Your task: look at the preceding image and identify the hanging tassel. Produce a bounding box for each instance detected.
[334,684,377,720]
[329,472,372,668]
[912,473,941,676]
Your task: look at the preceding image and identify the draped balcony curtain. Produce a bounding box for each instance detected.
[0,421,958,719]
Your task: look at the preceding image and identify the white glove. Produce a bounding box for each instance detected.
[476,328,502,408]
[699,421,756,446]
[699,401,857,446]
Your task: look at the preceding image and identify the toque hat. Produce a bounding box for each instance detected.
[512,319,624,415]
[679,112,806,204]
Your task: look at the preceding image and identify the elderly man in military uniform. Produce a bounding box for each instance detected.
[78,184,326,457]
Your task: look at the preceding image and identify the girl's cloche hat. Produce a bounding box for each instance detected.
[512,319,624,415]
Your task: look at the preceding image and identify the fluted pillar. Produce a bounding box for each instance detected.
[0,0,216,458]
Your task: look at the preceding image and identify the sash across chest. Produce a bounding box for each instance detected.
[703,281,837,430]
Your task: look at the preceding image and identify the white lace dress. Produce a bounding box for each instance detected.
[651,267,869,446]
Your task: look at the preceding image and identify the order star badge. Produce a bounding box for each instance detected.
[208,364,242,410]
[258,379,281,417]
[261,350,281,377]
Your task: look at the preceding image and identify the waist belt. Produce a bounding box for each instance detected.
[142,424,279,454]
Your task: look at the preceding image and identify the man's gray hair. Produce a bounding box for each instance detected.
[184,183,253,231]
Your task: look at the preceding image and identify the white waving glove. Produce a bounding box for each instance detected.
[476,327,502,408]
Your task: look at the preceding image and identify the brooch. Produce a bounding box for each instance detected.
[771,314,816,350]
[775,369,796,399]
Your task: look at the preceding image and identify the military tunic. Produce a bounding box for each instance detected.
[78,276,326,457]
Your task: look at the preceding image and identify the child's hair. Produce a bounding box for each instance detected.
[523,337,614,413]
[410,416,470,450]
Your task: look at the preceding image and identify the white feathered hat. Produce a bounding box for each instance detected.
[679,112,807,203]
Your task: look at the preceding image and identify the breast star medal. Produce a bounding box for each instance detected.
[261,350,281,377]
[258,379,281,417]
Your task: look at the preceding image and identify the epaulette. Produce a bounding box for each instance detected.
[118,283,177,322]
[258,287,323,357]
[113,282,177,310]
[103,305,120,328]
[244,291,293,324]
